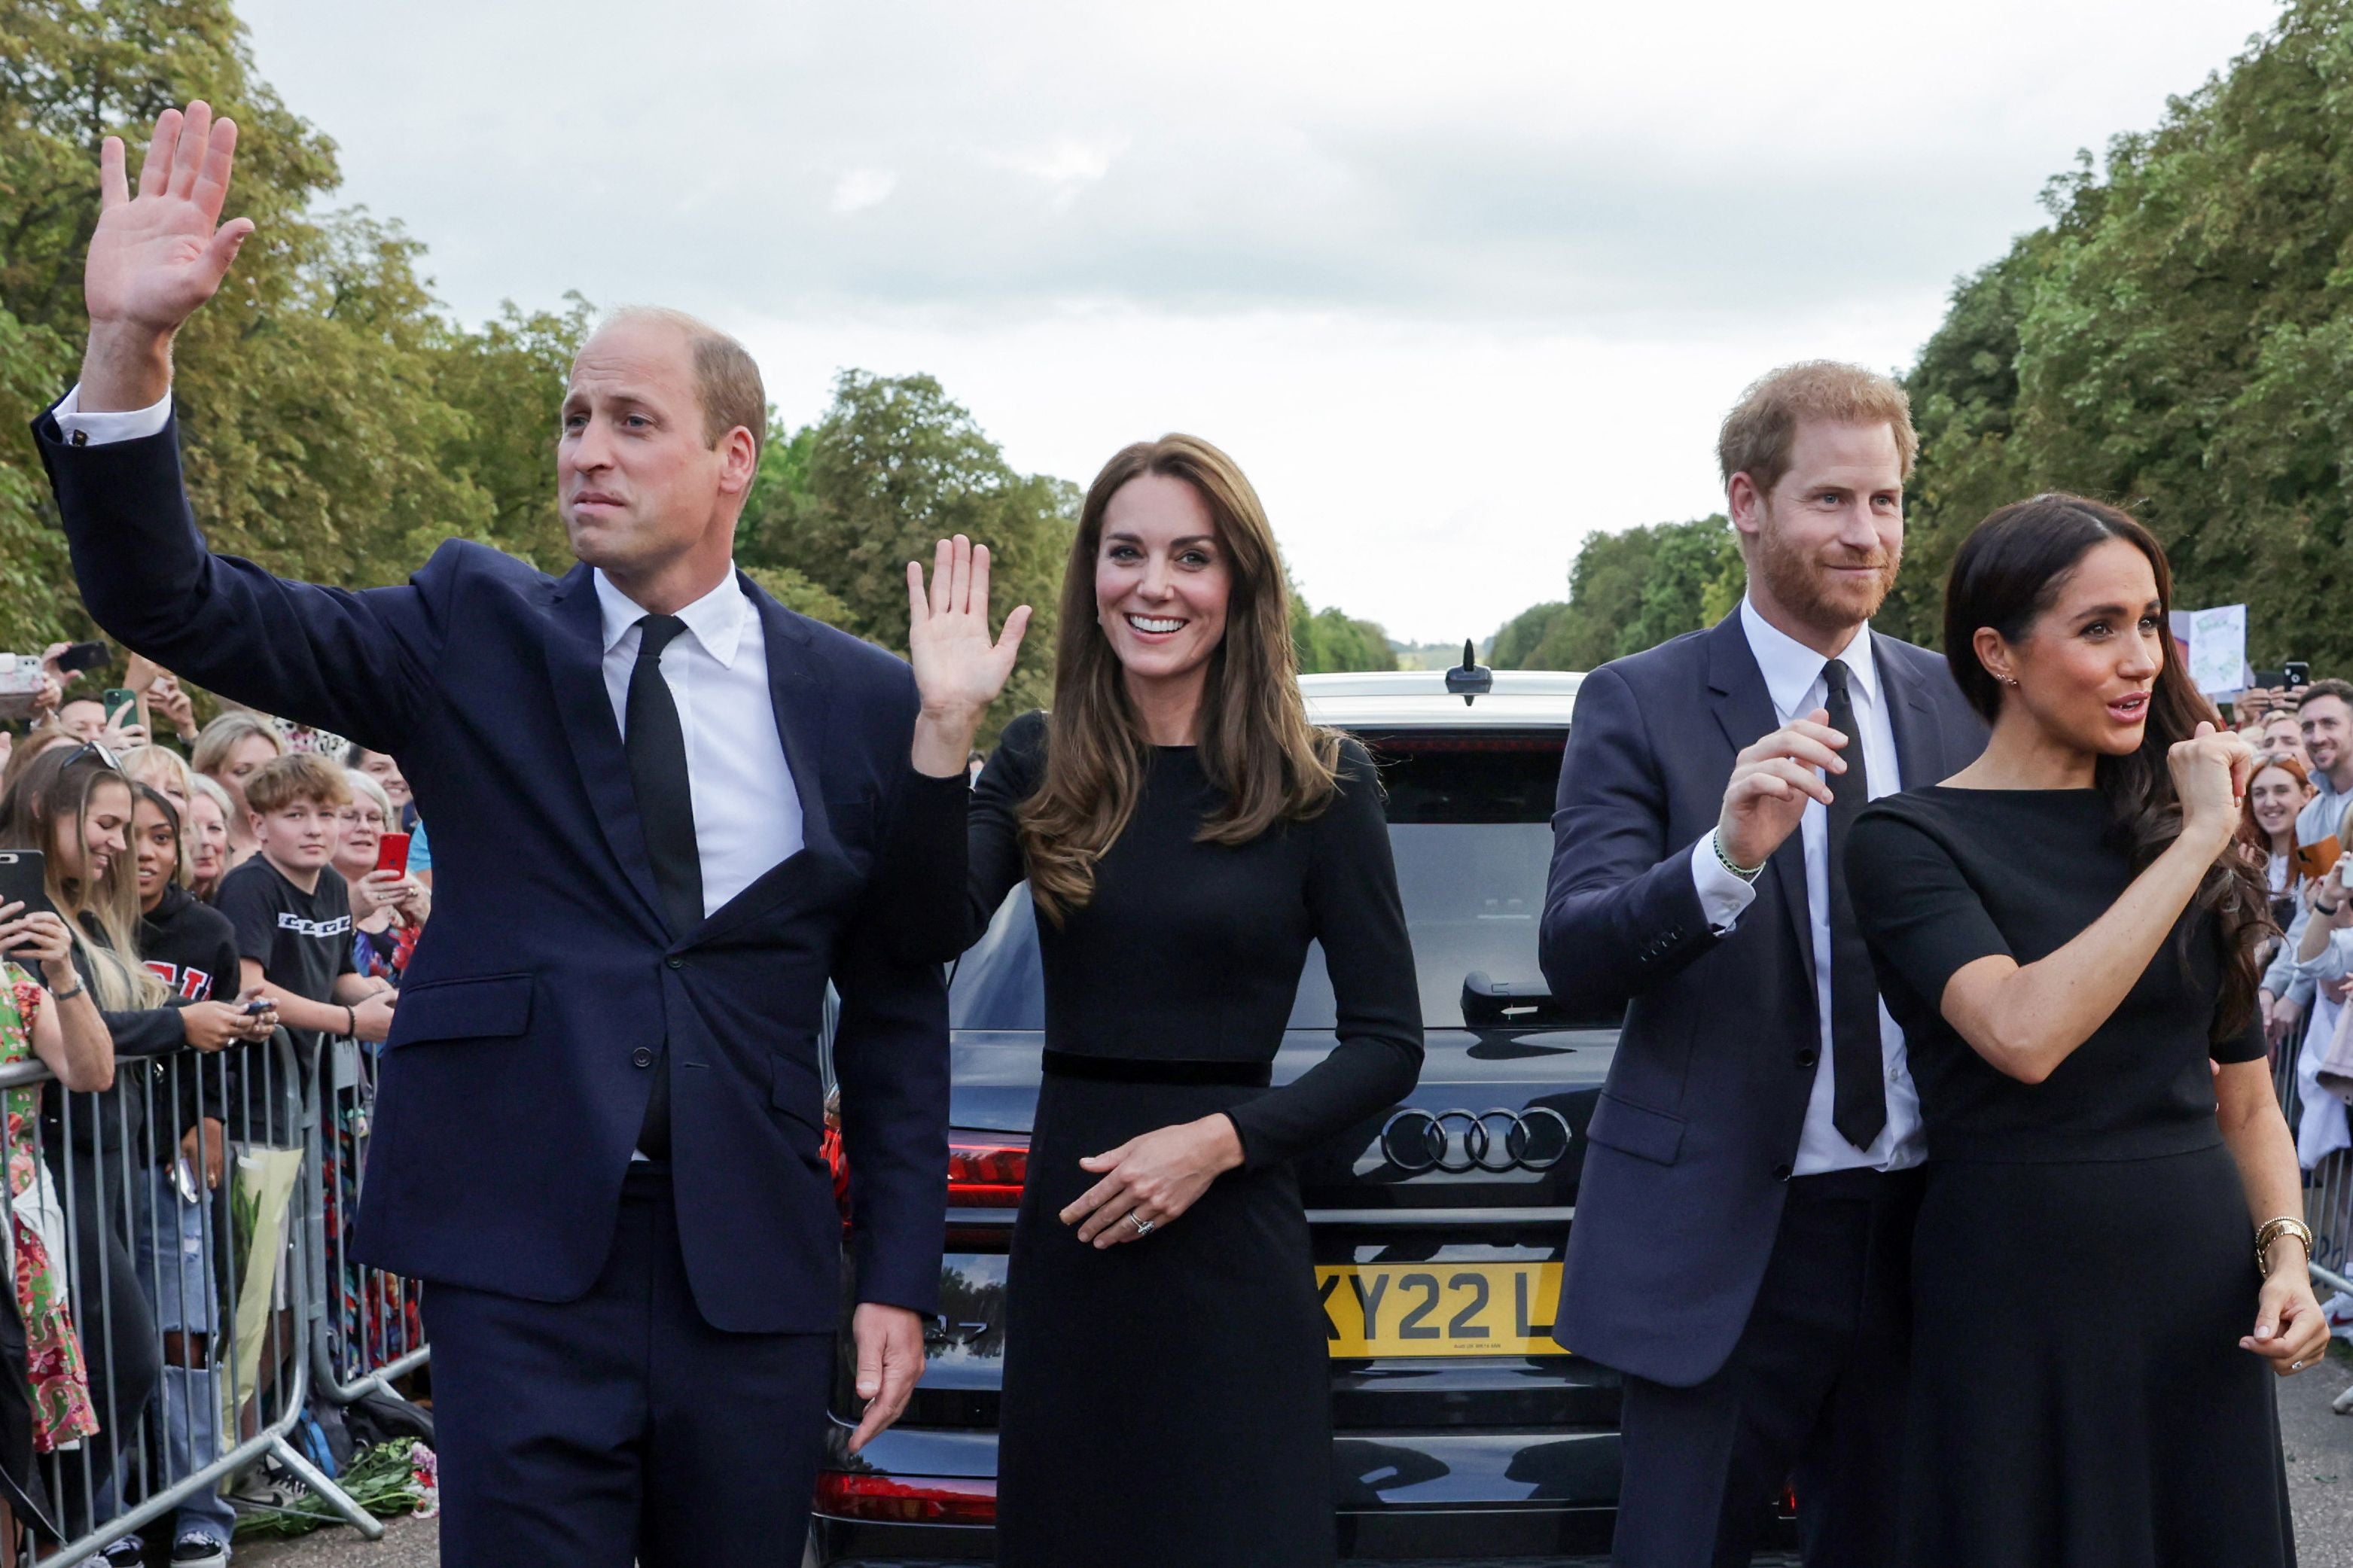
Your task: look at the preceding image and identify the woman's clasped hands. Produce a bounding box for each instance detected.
[1061,1114,1246,1248]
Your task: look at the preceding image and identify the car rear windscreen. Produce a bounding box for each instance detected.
[948,729,1567,1031]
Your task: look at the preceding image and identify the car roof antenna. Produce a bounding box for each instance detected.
[1444,639,1494,706]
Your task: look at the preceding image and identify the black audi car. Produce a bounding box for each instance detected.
[807,668,1799,1565]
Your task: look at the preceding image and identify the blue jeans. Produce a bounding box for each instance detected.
[127,1162,236,1546]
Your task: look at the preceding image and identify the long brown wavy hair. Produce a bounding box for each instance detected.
[1943,493,2271,1038]
[1022,434,1341,922]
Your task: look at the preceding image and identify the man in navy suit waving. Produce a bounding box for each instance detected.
[1540,364,1984,1566]
[35,103,1028,1566]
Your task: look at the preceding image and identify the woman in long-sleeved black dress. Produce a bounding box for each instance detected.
[1843,495,2321,1566]
[904,435,1422,1566]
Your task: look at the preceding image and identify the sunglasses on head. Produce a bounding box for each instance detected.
[62,740,121,772]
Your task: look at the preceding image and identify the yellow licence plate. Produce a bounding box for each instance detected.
[1318,1262,1566,1358]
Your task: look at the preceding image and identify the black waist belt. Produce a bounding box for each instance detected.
[1041,1049,1272,1089]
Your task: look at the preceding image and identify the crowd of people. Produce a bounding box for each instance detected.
[0,648,428,1566]
[2233,678,2353,1266]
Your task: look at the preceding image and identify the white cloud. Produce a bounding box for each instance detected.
[229,0,2290,640]
[829,168,898,215]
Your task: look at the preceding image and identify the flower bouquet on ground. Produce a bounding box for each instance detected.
[232,1440,438,1539]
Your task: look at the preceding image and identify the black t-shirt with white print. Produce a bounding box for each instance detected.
[215,855,357,1049]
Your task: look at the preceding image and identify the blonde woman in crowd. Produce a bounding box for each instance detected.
[121,742,195,815]
[188,712,282,873]
[334,770,428,985]
[184,777,234,904]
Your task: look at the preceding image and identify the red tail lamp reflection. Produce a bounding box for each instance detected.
[815,1470,997,1524]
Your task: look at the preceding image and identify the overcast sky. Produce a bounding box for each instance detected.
[236,0,2284,644]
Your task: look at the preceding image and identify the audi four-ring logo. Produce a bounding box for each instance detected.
[1380,1107,1574,1174]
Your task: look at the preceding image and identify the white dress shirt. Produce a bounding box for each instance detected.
[1687,597,1923,1176]
[52,382,807,916]
[593,569,803,916]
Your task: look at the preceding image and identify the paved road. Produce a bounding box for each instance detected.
[2284,1346,2353,1568]
[218,1356,2353,1566]
[236,1513,437,1566]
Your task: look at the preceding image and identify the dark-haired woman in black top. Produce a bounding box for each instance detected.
[901,437,1423,1566]
[1846,495,2318,1566]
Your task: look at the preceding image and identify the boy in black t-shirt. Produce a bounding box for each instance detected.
[215,754,395,1052]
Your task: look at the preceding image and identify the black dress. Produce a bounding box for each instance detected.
[966,713,1422,1568]
[1847,787,2294,1568]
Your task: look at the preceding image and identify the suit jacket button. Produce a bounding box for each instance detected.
[666,957,685,970]
[1772,1162,1794,1183]
[1796,1048,1818,1069]
[632,1047,655,1068]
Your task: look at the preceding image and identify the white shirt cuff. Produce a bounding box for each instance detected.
[52,383,173,446]
[1690,832,1758,933]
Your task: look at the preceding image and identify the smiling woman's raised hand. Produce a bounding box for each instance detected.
[81,101,256,410]
[907,534,1031,776]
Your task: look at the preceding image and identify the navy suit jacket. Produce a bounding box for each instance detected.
[1538,612,1983,1387]
[35,407,953,1335]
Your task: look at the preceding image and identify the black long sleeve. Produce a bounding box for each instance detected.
[963,711,1048,945]
[1221,744,1423,1168]
[971,711,1423,1168]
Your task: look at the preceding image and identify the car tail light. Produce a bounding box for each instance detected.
[826,1132,1029,1234]
[948,1134,1029,1206]
[815,1470,997,1524]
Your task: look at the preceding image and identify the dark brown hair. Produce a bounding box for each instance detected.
[1944,493,2269,1037]
[1020,434,1340,921]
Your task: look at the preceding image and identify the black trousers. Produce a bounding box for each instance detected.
[425,1166,835,1568]
[1613,1166,1922,1568]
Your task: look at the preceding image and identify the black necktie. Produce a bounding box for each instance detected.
[1821,658,1888,1151]
[625,613,702,1159]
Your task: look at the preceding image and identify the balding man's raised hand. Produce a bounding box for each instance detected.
[80,102,255,413]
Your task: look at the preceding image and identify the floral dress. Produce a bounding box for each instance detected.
[0,967,99,1451]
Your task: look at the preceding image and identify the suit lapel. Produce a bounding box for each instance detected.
[1875,632,1946,791]
[544,566,670,936]
[745,574,834,864]
[1705,613,1815,978]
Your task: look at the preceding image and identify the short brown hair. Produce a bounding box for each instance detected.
[2301,677,2353,714]
[1717,361,1917,493]
[243,753,352,815]
[599,306,766,461]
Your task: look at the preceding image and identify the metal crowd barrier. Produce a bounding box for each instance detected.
[309,1037,428,1408]
[2267,1013,2353,1292]
[0,1027,428,1564]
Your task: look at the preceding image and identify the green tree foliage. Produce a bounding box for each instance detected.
[741,371,1077,736]
[1892,0,2353,667]
[1291,580,1396,674]
[1489,515,1743,671]
[0,0,1405,732]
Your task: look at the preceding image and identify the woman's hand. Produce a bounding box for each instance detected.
[0,903,78,991]
[2244,1267,2333,1375]
[181,1117,226,1190]
[2169,722,2255,856]
[180,998,273,1052]
[1061,1114,1245,1248]
[358,869,428,923]
[906,534,1030,777]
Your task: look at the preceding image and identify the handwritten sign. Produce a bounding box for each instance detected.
[2187,604,2248,697]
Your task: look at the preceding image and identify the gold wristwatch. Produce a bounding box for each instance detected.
[2256,1216,2314,1278]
